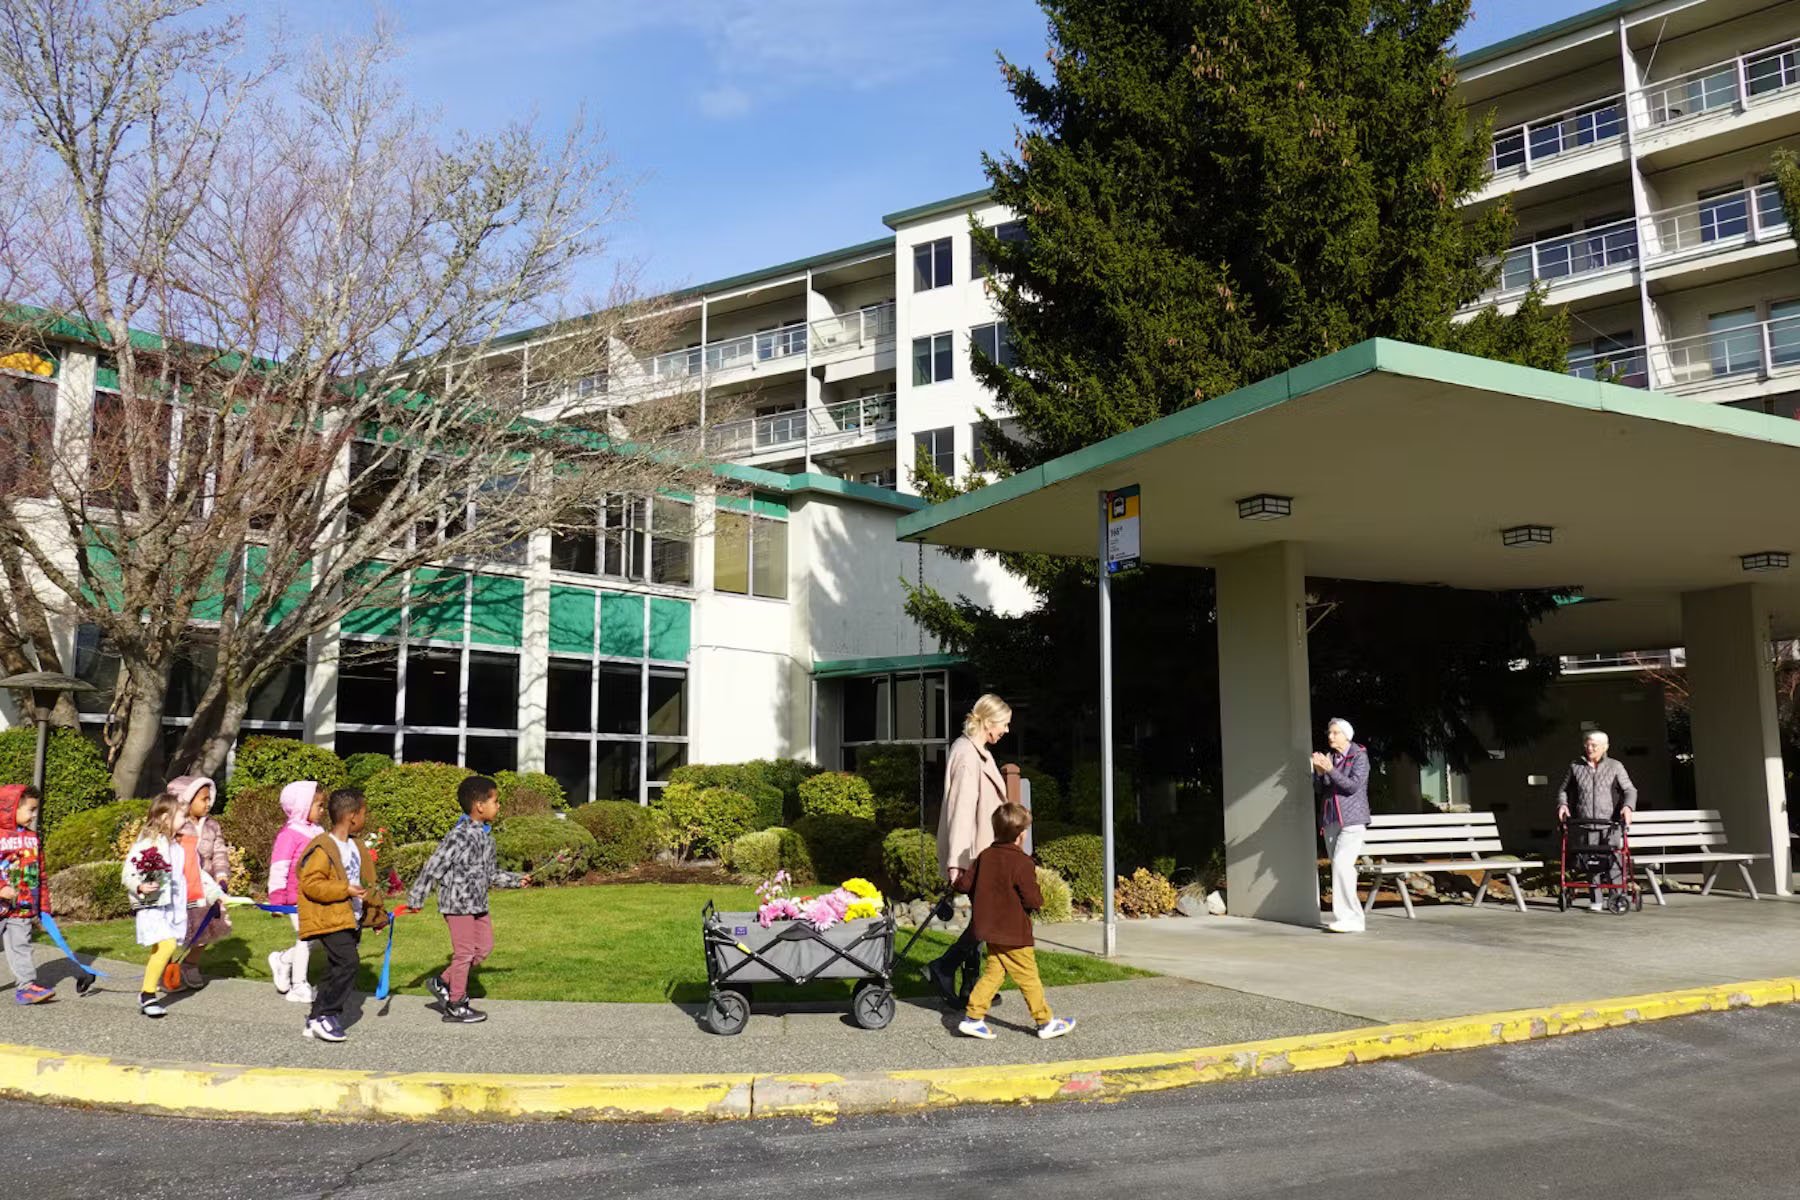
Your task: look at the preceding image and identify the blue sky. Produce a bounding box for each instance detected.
[288,0,1585,301]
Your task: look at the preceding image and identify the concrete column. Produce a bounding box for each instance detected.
[516,529,553,773]
[1680,584,1790,894]
[1214,541,1321,925]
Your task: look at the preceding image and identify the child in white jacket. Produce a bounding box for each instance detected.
[121,792,222,1018]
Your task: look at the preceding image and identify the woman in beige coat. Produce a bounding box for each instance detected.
[927,693,1012,1005]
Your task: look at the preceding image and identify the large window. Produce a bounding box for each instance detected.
[970,220,1025,279]
[552,494,692,586]
[712,498,788,600]
[840,669,952,776]
[913,237,952,291]
[912,333,953,386]
[970,322,1016,368]
[1699,185,1750,243]
[541,658,689,804]
[1708,308,1762,378]
[914,427,955,477]
[0,372,54,498]
[1771,299,1800,368]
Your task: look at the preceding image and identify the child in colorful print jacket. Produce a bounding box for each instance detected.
[0,785,88,1003]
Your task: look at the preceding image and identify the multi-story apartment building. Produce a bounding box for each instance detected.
[10,0,1780,810]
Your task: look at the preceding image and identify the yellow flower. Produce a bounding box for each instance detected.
[841,877,880,900]
[845,900,883,921]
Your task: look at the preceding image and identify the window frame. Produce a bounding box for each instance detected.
[912,237,953,291]
[911,332,954,386]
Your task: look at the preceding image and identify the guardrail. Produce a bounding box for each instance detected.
[1649,312,1800,391]
[649,318,811,382]
[1483,217,1638,299]
[810,302,895,359]
[1642,183,1789,260]
[1566,344,1649,387]
[813,393,896,441]
[1489,94,1626,175]
[1638,37,1800,129]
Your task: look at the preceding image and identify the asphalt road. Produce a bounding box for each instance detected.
[20,1005,1800,1200]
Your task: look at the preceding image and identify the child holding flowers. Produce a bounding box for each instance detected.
[122,792,222,1018]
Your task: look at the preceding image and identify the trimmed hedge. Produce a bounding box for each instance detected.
[0,727,113,832]
[364,761,471,845]
[743,759,823,824]
[570,801,669,873]
[218,784,285,886]
[226,736,347,802]
[47,861,131,921]
[383,841,439,889]
[495,769,567,811]
[1018,765,1064,822]
[666,765,783,831]
[343,752,395,789]
[791,814,881,884]
[798,771,876,820]
[496,787,554,826]
[726,826,815,884]
[43,798,150,872]
[493,816,596,885]
[1036,832,1107,907]
[880,827,940,900]
[1034,866,1074,924]
[654,783,759,860]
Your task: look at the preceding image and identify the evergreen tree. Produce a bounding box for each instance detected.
[911,0,1569,798]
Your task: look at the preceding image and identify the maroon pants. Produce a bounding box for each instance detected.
[442,913,493,1002]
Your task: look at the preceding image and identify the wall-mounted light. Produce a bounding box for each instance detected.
[1741,551,1790,572]
[1502,524,1553,548]
[1236,494,1292,521]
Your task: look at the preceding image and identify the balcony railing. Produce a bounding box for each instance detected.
[1484,218,1638,299]
[649,317,810,382]
[813,393,896,443]
[1489,94,1626,176]
[1649,312,1800,391]
[1638,37,1800,129]
[1567,343,1650,388]
[1642,183,1789,261]
[810,302,896,360]
[1560,649,1685,673]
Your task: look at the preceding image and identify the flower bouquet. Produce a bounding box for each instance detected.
[755,873,886,930]
[132,845,174,904]
[363,826,388,865]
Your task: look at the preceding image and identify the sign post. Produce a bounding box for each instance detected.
[1097,486,1139,958]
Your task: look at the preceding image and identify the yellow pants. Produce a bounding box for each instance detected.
[965,945,1053,1025]
[142,939,177,995]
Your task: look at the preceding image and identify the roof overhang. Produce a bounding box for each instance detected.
[896,339,1800,654]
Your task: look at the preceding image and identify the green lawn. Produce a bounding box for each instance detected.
[66,885,1148,1004]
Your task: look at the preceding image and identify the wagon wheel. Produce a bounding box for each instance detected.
[1609,892,1632,915]
[851,981,896,1031]
[704,988,750,1036]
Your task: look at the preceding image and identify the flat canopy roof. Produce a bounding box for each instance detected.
[897,339,1800,654]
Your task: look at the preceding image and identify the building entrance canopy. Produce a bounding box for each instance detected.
[897,339,1798,923]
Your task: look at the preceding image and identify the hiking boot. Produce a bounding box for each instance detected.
[13,983,53,1005]
[442,1000,488,1024]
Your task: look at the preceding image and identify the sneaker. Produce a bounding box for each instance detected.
[1037,1017,1077,1040]
[1588,897,1606,912]
[286,981,315,1004]
[1325,922,1365,934]
[304,1016,345,1042]
[180,963,205,990]
[13,983,53,1005]
[268,950,291,995]
[74,972,98,998]
[139,995,167,1019]
[957,1018,996,1040]
[427,974,450,1005]
[442,1001,488,1024]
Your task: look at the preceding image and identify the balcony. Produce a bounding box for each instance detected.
[809,302,895,363]
[649,317,810,383]
[1479,218,1638,302]
[1567,343,1649,388]
[1649,312,1800,393]
[707,392,897,462]
[1636,38,1800,131]
[1641,183,1790,265]
[1488,94,1626,177]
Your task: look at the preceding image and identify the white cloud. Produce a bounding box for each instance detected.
[697,83,752,119]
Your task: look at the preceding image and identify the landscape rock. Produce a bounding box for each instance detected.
[1175,895,1204,918]
[1205,890,1227,916]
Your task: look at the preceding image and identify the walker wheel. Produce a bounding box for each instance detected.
[1557,888,1569,912]
[1609,892,1632,915]
[1633,889,1644,913]
[851,981,896,1031]
[704,988,750,1036]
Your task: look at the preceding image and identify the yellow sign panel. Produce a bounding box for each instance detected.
[0,351,54,377]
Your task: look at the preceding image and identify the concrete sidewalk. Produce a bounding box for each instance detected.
[1,892,1794,1079]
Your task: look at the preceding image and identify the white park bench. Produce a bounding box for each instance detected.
[1356,811,1543,918]
[1626,808,1767,904]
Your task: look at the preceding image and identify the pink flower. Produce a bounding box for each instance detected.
[800,896,842,930]
[756,897,801,927]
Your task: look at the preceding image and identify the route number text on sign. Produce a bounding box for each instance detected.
[1104,485,1140,575]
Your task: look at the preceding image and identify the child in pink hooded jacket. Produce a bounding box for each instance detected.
[266,780,325,1004]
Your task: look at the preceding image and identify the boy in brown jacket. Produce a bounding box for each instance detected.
[297,788,386,1043]
[957,803,1076,1041]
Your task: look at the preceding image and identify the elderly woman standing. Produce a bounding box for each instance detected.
[1311,718,1370,935]
[927,693,1012,1005]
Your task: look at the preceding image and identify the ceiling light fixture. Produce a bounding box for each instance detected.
[1236,494,1292,521]
[1741,551,1790,572]
[1502,524,1553,548]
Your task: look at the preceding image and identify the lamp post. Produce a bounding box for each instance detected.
[0,671,97,793]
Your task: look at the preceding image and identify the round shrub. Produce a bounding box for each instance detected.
[343,752,395,789]
[495,769,567,811]
[46,861,131,921]
[1036,832,1107,907]
[1035,866,1074,924]
[496,788,554,826]
[218,784,286,888]
[854,743,920,805]
[666,765,783,831]
[384,841,439,889]
[226,735,347,802]
[493,815,596,885]
[569,800,670,872]
[0,727,113,832]
[798,772,876,820]
[880,827,940,900]
[727,826,815,883]
[1115,867,1178,917]
[653,782,759,861]
[1018,765,1064,822]
[744,758,823,823]
[363,761,471,845]
[791,814,881,884]
[43,798,149,872]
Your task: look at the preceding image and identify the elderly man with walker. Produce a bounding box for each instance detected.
[1554,730,1637,912]
[1312,718,1370,934]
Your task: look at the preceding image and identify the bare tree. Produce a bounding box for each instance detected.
[0,0,714,793]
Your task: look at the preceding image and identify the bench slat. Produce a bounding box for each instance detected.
[1362,826,1499,843]
[1368,812,1499,827]
[1622,834,1726,849]
[1635,851,1767,864]
[1365,839,1511,856]
[1362,858,1541,874]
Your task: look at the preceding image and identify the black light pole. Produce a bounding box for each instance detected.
[0,671,97,792]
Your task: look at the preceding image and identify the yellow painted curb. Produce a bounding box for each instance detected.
[3,976,1794,1122]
